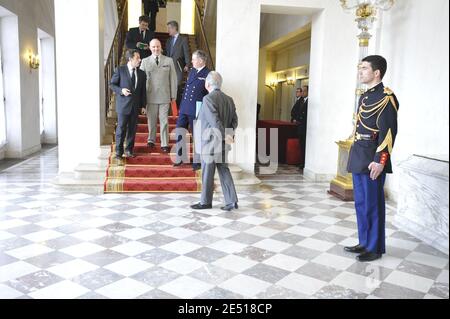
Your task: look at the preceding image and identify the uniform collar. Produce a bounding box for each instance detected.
[368,82,384,93]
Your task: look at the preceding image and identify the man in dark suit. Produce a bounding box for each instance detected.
[142,0,159,31]
[165,21,191,106]
[110,50,147,162]
[173,50,210,170]
[125,16,154,59]
[291,86,308,169]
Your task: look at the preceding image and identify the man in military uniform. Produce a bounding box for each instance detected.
[346,55,399,262]
[173,50,210,170]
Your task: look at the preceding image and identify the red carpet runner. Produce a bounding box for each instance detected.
[104,115,202,193]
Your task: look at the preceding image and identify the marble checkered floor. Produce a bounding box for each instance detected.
[0,147,448,299]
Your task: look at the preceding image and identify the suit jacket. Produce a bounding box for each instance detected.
[179,67,210,117]
[195,89,238,158]
[165,35,190,85]
[291,97,308,126]
[110,65,147,115]
[125,27,155,59]
[140,54,178,104]
[142,0,159,13]
[347,82,399,174]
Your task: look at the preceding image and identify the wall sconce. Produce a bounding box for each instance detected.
[270,80,277,88]
[28,51,40,70]
[287,78,295,86]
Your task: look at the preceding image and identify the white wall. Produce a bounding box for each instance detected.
[376,0,449,201]
[54,0,104,174]
[216,0,358,174]
[0,0,55,158]
[260,13,310,47]
[104,0,118,62]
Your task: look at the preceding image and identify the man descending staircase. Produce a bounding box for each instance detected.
[104,32,202,193]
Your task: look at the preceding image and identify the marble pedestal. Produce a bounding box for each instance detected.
[394,155,449,255]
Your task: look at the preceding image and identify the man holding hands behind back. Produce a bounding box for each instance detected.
[110,49,147,162]
[191,72,239,212]
[140,39,177,153]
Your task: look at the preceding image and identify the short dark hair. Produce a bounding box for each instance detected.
[362,55,388,79]
[296,87,303,91]
[126,49,140,61]
[167,20,179,31]
[139,16,150,24]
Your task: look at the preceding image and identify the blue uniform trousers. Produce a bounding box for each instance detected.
[175,113,200,165]
[352,173,387,254]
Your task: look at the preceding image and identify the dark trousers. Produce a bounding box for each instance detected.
[352,173,387,254]
[144,9,158,32]
[116,111,139,156]
[175,113,199,166]
[297,125,306,168]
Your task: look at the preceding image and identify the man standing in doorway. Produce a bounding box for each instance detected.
[110,50,147,162]
[140,39,177,153]
[291,86,308,169]
[346,55,399,262]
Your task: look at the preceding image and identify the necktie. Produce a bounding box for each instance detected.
[156,56,159,66]
[141,30,145,40]
[131,68,136,89]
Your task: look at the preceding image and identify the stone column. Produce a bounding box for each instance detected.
[54,0,105,175]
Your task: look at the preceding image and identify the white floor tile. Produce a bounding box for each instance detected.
[263,254,308,272]
[48,259,99,279]
[96,278,152,299]
[219,274,271,297]
[160,256,205,275]
[6,244,54,260]
[277,273,327,296]
[213,255,258,273]
[104,257,153,276]
[160,276,214,299]
[29,280,90,299]
[385,270,435,293]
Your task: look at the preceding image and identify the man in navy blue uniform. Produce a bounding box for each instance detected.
[173,50,210,170]
[346,55,399,262]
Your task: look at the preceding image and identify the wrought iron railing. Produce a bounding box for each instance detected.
[105,0,129,118]
[194,0,215,70]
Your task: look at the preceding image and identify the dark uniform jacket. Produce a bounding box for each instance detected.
[180,67,210,117]
[347,82,399,174]
[291,97,308,133]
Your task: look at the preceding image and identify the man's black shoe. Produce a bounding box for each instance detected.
[147,142,155,149]
[356,252,382,262]
[192,165,201,171]
[190,203,212,210]
[173,162,183,167]
[115,154,123,161]
[221,203,239,211]
[125,151,136,158]
[344,244,366,254]
[161,147,170,153]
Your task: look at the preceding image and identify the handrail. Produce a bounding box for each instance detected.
[105,0,129,118]
[194,0,215,70]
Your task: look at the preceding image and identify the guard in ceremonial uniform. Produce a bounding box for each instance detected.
[173,50,210,170]
[346,55,399,262]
